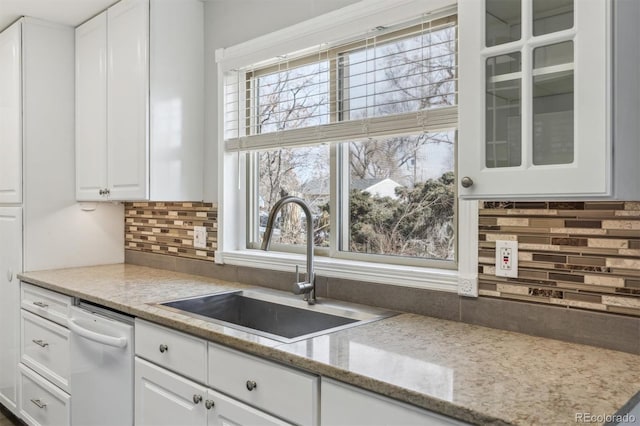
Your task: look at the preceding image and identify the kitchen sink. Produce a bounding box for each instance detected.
[154,289,396,343]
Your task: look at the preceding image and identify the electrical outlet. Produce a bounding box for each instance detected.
[193,226,207,249]
[495,240,518,278]
[500,247,513,270]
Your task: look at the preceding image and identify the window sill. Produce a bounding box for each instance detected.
[217,250,459,293]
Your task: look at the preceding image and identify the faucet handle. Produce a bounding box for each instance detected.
[293,264,313,295]
[292,281,313,295]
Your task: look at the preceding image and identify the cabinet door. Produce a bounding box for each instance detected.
[107,0,149,200]
[76,12,108,201]
[207,388,291,426]
[135,357,207,426]
[0,207,22,414]
[0,21,22,204]
[459,0,609,199]
[321,379,467,426]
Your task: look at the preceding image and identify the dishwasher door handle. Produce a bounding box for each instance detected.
[68,318,128,348]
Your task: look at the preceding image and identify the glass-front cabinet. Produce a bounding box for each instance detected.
[458,0,637,199]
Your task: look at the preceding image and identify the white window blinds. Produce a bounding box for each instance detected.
[224,14,457,152]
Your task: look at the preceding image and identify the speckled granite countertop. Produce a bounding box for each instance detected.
[19,264,640,425]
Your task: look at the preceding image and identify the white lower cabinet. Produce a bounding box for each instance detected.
[18,364,70,426]
[135,319,207,381]
[207,388,291,426]
[0,207,22,414]
[21,283,72,327]
[135,357,207,426]
[134,320,307,426]
[135,357,291,426]
[20,310,70,393]
[208,343,318,426]
[135,321,469,426]
[321,379,468,426]
[18,284,72,426]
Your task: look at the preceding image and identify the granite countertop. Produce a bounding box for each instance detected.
[18,264,640,426]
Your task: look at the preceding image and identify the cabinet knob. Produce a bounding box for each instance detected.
[246,380,257,391]
[461,176,474,188]
[205,400,215,410]
[159,344,168,353]
[193,394,202,404]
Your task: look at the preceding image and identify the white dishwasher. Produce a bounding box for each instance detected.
[69,302,134,426]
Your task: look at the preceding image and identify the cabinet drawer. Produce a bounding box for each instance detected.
[19,363,70,426]
[20,310,70,392]
[21,283,72,326]
[208,343,318,426]
[135,319,207,381]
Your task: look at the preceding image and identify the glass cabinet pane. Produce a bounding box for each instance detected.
[486,0,521,47]
[486,53,521,168]
[532,41,574,165]
[533,0,574,36]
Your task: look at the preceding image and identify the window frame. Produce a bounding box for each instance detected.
[216,0,478,295]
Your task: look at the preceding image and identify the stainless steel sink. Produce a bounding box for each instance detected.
[154,289,396,343]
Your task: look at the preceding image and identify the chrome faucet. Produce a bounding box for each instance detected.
[261,196,316,304]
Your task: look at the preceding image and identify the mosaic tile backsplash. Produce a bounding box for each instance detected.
[125,202,217,261]
[479,201,640,317]
[124,200,640,318]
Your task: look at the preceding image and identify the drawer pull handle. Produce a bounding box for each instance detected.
[32,339,49,348]
[193,394,202,404]
[205,400,215,410]
[33,301,49,308]
[30,399,47,409]
[246,380,257,391]
[159,344,168,353]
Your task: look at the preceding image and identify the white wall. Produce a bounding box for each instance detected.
[203,0,360,201]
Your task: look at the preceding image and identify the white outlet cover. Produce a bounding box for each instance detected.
[458,275,478,297]
[193,226,207,249]
[495,240,518,278]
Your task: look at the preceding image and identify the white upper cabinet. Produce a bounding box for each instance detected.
[76,12,108,200]
[107,0,150,200]
[0,23,22,204]
[76,0,204,201]
[459,0,640,199]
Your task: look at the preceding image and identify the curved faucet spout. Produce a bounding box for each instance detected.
[261,196,316,304]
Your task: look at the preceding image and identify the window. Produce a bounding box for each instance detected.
[224,13,459,268]
[216,1,476,293]
[344,132,455,261]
